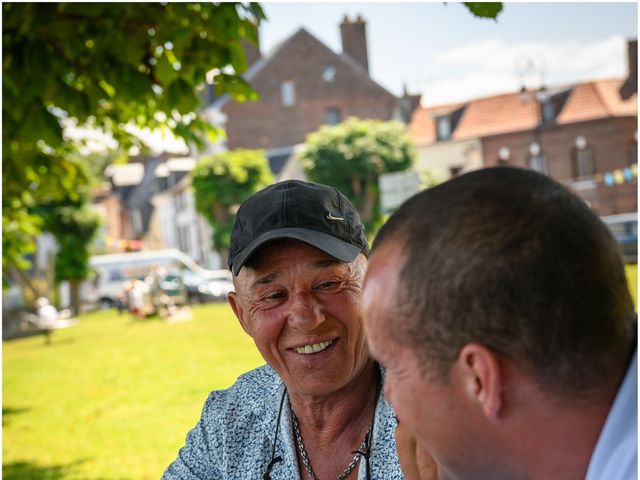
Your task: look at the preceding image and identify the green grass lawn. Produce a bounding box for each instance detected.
[3,304,264,480]
[3,265,638,479]
[626,264,637,307]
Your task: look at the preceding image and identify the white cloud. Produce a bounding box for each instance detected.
[421,35,627,106]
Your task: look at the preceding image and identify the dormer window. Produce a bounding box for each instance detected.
[322,65,337,82]
[541,101,555,124]
[436,116,451,141]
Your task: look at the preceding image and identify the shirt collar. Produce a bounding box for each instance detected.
[585,349,637,480]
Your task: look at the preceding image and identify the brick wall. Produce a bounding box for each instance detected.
[222,29,396,150]
[340,16,369,72]
[482,116,637,215]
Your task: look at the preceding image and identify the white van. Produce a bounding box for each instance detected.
[86,249,231,308]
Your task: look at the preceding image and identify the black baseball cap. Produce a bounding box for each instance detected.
[228,180,370,275]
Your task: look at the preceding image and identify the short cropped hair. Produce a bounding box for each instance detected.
[374,167,635,396]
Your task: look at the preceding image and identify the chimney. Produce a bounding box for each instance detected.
[620,38,637,100]
[340,14,369,73]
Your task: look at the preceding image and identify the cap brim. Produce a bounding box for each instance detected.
[231,227,361,276]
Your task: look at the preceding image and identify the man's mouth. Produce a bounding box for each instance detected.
[294,339,335,355]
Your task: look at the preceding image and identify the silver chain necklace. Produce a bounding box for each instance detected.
[291,408,371,480]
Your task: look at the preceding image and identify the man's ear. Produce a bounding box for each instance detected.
[227,291,250,336]
[456,343,503,421]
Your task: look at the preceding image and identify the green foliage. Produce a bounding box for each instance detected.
[418,167,442,190]
[3,3,264,150]
[462,2,503,19]
[2,206,42,273]
[3,2,265,275]
[2,149,92,287]
[192,149,274,256]
[301,117,416,229]
[40,204,101,283]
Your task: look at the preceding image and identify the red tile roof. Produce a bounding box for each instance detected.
[453,91,539,140]
[409,78,637,146]
[557,78,637,124]
[406,102,464,145]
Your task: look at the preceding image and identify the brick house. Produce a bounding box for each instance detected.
[203,15,412,157]
[408,40,637,216]
[480,79,636,215]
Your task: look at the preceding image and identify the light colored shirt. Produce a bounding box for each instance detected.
[585,350,637,480]
[163,365,403,479]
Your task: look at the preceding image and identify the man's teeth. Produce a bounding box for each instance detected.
[295,340,333,354]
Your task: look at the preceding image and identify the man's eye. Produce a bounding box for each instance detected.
[264,292,287,301]
[316,281,340,291]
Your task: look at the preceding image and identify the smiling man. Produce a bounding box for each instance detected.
[362,167,637,480]
[163,180,403,479]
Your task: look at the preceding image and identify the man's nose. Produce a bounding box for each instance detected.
[287,292,325,331]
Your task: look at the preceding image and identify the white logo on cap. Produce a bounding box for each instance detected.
[326,212,344,221]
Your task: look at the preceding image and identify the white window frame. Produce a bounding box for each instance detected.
[281,81,296,107]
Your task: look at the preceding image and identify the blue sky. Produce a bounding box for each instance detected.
[260,2,638,105]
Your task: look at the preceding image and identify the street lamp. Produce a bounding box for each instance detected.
[498,146,510,165]
[517,55,551,174]
[520,85,550,174]
[529,142,541,157]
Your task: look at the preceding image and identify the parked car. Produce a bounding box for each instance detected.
[602,213,637,264]
[183,269,233,303]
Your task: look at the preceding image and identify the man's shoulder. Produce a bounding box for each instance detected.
[203,364,281,417]
[230,364,282,399]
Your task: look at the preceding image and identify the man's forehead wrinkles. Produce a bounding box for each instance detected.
[312,258,344,269]
[248,257,346,290]
[251,272,280,288]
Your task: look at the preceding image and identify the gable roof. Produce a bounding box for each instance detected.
[409,77,637,146]
[207,27,396,111]
[556,78,637,124]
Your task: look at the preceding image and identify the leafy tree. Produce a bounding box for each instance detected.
[3,2,265,276]
[37,202,101,314]
[192,149,274,262]
[302,117,415,231]
[462,2,503,19]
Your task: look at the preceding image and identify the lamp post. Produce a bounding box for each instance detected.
[520,85,550,174]
[516,56,550,173]
[498,146,510,165]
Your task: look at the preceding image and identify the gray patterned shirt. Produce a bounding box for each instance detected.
[163,365,404,479]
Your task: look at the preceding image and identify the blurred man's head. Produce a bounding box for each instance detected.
[363,167,635,479]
